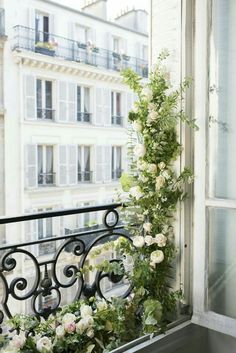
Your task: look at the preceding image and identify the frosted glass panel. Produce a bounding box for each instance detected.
[208,207,236,318]
[209,0,236,199]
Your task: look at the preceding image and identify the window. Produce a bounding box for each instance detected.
[112,146,122,180]
[37,207,55,256]
[37,145,54,186]
[77,86,91,122]
[35,12,50,42]
[111,92,123,126]
[78,146,92,182]
[112,36,121,70]
[76,25,89,44]
[37,79,54,120]
[142,45,148,61]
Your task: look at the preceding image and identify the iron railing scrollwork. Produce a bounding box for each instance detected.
[0,203,132,330]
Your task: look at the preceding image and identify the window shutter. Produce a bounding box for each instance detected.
[58,81,67,122]
[68,145,77,185]
[95,87,103,125]
[104,146,111,183]
[25,145,37,189]
[49,14,54,34]
[103,88,111,126]
[68,83,76,123]
[96,145,103,182]
[24,75,36,121]
[58,145,68,186]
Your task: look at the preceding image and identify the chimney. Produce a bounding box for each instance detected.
[82,0,107,20]
[114,8,148,34]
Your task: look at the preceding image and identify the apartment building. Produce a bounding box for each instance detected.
[0,0,148,313]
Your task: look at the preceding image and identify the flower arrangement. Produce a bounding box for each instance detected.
[0,51,197,353]
[35,39,58,51]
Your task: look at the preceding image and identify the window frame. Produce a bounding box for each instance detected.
[77,145,92,183]
[37,144,54,187]
[36,78,54,120]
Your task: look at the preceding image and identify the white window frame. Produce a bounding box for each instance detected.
[192,0,236,337]
[111,91,122,126]
[36,79,54,120]
[37,145,54,186]
[78,145,92,182]
[111,146,122,181]
[76,25,89,44]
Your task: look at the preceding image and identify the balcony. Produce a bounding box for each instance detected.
[111,115,123,126]
[37,108,55,121]
[12,26,149,78]
[38,172,56,187]
[77,111,92,123]
[78,170,93,183]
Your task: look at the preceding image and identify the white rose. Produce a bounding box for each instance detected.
[10,333,26,349]
[56,325,65,338]
[143,222,152,233]
[130,186,143,200]
[150,250,164,266]
[147,164,157,174]
[133,236,145,248]
[147,110,158,122]
[141,86,153,100]
[145,235,154,246]
[155,234,167,247]
[132,121,142,132]
[158,162,166,170]
[86,328,95,338]
[76,316,93,334]
[138,175,148,183]
[148,103,156,111]
[80,304,93,318]
[137,160,148,171]
[62,313,76,324]
[134,144,146,158]
[162,170,170,179]
[133,104,139,113]
[155,175,165,190]
[36,337,52,352]
[97,300,108,312]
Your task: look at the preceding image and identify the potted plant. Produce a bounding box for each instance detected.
[112,51,121,60]
[77,42,87,50]
[35,39,57,56]
[122,54,130,61]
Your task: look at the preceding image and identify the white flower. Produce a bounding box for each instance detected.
[150,250,164,266]
[132,104,139,113]
[97,300,108,311]
[158,162,166,170]
[134,144,146,158]
[162,170,170,179]
[130,186,143,200]
[62,313,76,324]
[76,316,94,334]
[148,103,156,111]
[56,325,65,338]
[141,86,153,100]
[132,121,142,132]
[162,225,169,234]
[155,175,165,190]
[10,333,26,349]
[133,236,145,248]
[137,160,148,171]
[80,304,93,318]
[143,222,152,233]
[147,164,157,174]
[64,321,76,333]
[147,110,158,122]
[36,337,52,352]
[145,235,154,246]
[86,328,95,338]
[155,234,167,247]
[138,175,148,183]
[86,344,95,353]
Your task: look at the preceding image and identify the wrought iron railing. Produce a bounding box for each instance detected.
[12,26,149,78]
[77,112,92,123]
[0,203,131,331]
[111,115,123,126]
[37,108,55,121]
[0,9,5,36]
[78,170,93,182]
[38,172,56,186]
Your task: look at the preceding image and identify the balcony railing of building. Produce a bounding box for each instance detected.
[112,168,123,180]
[78,170,93,182]
[37,108,55,121]
[38,172,56,186]
[77,112,92,123]
[12,26,149,78]
[111,115,123,126]
[0,9,5,37]
[0,203,132,331]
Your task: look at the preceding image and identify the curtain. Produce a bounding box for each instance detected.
[84,146,90,171]
[84,87,90,113]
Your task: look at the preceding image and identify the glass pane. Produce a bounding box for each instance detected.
[38,219,43,239]
[77,86,81,112]
[111,92,114,116]
[116,93,121,116]
[116,147,121,171]
[208,207,236,318]
[36,79,42,112]
[46,146,53,173]
[37,146,43,185]
[84,146,90,171]
[84,87,90,113]
[45,81,52,109]
[209,0,236,199]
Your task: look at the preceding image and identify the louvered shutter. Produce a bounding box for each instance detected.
[96,145,103,182]
[58,145,67,185]
[58,81,67,122]
[104,146,111,182]
[49,14,54,34]
[68,83,76,123]
[68,145,77,185]
[24,76,36,121]
[95,87,103,125]
[103,88,111,126]
[25,145,37,189]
